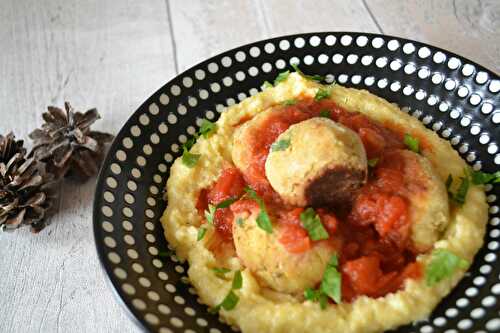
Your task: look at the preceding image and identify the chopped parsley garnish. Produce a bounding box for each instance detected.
[261,80,273,90]
[446,171,470,205]
[271,138,291,152]
[204,204,216,224]
[426,249,468,286]
[199,119,217,138]
[210,270,243,312]
[197,227,207,241]
[304,287,328,309]
[184,137,197,150]
[232,270,243,289]
[321,255,342,304]
[244,187,273,233]
[204,198,238,224]
[273,70,290,85]
[314,87,331,101]
[182,148,201,168]
[404,133,420,153]
[304,254,341,308]
[453,174,470,204]
[216,197,238,208]
[212,267,231,278]
[368,158,379,168]
[300,208,329,241]
[291,63,325,82]
[319,109,331,118]
[282,99,297,106]
[236,217,244,227]
[471,170,500,185]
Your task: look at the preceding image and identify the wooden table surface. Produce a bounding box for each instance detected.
[0,1,498,332]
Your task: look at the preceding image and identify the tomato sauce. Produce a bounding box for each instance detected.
[196,99,423,302]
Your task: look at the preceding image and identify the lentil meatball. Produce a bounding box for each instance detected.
[232,210,339,294]
[399,150,450,252]
[265,117,368,207]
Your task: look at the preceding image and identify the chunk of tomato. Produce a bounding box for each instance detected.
[358,127,386,158]
[279,223,311,254]
[350,192,409,247]
[317,209,339,235]
[207,167,246,205]
[213,208,234,241]
[342,255,383,295]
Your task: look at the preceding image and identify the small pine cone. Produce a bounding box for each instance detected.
[0,133,56,232]
[29,102,114,181]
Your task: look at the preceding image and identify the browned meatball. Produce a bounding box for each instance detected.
[265,117,368,207]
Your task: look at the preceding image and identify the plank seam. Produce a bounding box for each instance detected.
[165,0,179,74]
[361,0,384,34]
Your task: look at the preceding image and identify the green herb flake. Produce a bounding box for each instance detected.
[217,197,237,209]
[453,174,470,205]
[182,149,201,168]
[256,210,273,234]
[368,158,379,168]
[204,204,216,224]
[183,137,197,151]
[274,70,290,85]
[304,288,328,309]
[282,99,297,106]
[212,267,231,277]
[232,270,243,290]
[425,249,469,286]
[471,170,500,185]
[314,87,331,101]
[319,109,331,118]
[197,227,207,241]
[304,253,341,309]
[261,81,273,90]
[404,133,420,153]
[300,207,329,241]
[271,138,291,152]
[447,170,471,206]
[199,119,217,138]
[220,290,239,310]
[210,270,243,313]
[291,63,325,82]
[204,198,237,224]
[320,261,342,304]
[244,187,273,233]
[236,217,244,227]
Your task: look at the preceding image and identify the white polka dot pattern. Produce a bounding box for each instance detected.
[94,33,499,332]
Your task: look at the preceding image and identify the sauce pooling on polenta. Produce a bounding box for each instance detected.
[196,98,427,303]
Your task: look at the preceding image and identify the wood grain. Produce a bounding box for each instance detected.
[365,0,500,73]
[0,1,175,332]
[169,0,379,71]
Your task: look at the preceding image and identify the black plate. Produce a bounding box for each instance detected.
[93,32,500,333]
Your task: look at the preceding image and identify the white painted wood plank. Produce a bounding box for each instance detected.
[169,0,379,72]
[0,1,175,332]
[365,0,500,72]
[168,0,267,72]
[256,0,380,36]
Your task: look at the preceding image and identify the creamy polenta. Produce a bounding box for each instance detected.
[161,73,489,333]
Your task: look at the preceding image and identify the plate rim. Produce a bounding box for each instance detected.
[92,31,499,332]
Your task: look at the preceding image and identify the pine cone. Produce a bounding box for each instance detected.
[29,102,114,181]
[0,133,55,232]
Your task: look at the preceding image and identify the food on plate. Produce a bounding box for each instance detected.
[264,117,367,207]
[161,68,491,333]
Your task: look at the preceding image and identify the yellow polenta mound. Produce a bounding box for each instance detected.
[161,73,488,333]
